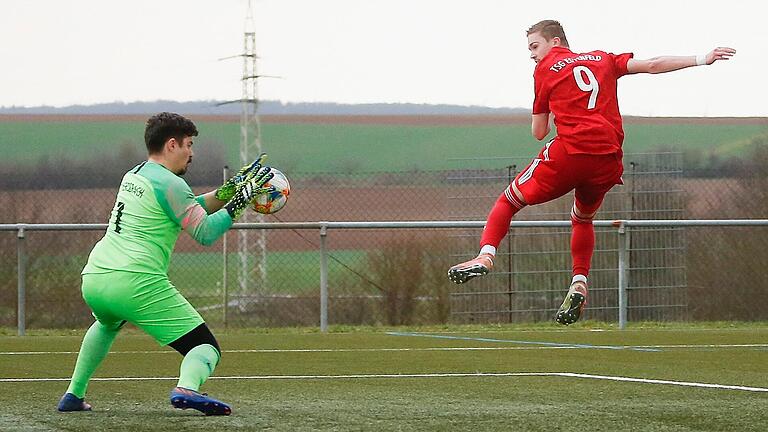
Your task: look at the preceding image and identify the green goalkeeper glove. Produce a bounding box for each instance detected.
[215,153,268,202]
[224,166,275,220]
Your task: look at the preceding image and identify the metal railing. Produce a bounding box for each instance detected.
[2,219,767,335]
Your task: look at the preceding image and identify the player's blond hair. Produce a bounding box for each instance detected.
[526,20,569,48]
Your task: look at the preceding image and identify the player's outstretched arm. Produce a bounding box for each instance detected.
[157,166,270,247]
[197,190,224,213]
[175,167,274,247]
[626,47,736,74]
[160,178,235,247]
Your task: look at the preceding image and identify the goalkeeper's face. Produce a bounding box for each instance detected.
[170,136,194,176]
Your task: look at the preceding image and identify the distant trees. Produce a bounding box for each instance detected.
[0,141,226,190]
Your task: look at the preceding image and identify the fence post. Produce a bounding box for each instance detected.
[17,225,26,336]
[319,223,329,333]
[222,166,229,328]
[506,164,517,323]
[617,221,630,330]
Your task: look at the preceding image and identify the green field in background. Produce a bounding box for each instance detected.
[168,250,367,299]
[1,120,765,172]
[28,249,368,299]
[1,323,767,431]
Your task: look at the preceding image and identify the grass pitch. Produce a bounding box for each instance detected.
[1,323,767,431]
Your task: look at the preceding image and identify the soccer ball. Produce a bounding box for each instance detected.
[252,168,291,214]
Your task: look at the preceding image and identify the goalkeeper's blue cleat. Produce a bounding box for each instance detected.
[170,387,231,416]
[57,393,92,412]
[555,281,588,325]
[448,253,494,284]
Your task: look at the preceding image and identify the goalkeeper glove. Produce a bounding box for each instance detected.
[215,153,268,202]
[224,166,274,220]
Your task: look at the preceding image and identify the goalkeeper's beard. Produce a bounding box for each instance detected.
[178,158,192,176]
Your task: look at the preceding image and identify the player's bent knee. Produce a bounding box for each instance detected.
[571,202,599,224]
[571,213,593,225]
[502,185,527,210]
[96,319,126,333]
[571,210,594,225]
[169,323,221,357]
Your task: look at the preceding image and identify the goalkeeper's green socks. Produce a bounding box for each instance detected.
[66,321,120,398]
[176,344,221,391]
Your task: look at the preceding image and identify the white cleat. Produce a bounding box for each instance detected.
[555,281,588,325]
[448,254,494,284]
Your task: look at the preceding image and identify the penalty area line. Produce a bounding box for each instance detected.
[2,372,767,393]
[387,331,663,352]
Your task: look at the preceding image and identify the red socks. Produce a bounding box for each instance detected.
[480,191,523,250]
[480,189,597,279]
[571,218,594,277]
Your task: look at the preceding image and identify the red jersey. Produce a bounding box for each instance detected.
[532,46,633,155]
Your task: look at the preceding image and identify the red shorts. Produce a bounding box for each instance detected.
[509,138,623,209]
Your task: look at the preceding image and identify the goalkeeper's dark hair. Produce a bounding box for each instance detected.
[144,112,199,154]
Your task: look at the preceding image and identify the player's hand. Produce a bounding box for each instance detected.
[215,153,268,202]
[224,166,275,220]
[705,47,736,65]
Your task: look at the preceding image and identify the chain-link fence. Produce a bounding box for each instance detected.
[1,154,767,330]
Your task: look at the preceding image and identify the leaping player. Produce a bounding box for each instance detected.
[448,20,735,325]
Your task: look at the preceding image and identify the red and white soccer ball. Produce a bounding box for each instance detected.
[252,168,291,214]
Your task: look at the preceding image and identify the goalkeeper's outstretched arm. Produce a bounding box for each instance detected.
[185,167,275,245]
[195,191,227,214]
[166,189,232,247]
[161,166,274,246]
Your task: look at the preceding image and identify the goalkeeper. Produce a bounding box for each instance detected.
[57,112,272,416]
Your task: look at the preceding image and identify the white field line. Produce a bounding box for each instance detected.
[1,343,767,356]
[386,331,664,351]
[2,372,767,393]
[0,347,577,355]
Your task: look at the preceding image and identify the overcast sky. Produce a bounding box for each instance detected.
[1,0,764,116]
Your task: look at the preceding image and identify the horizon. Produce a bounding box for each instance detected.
[1,100,766,120]
[1,0,764,116]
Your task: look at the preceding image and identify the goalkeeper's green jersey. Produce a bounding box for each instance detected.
[82,161,232,276]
